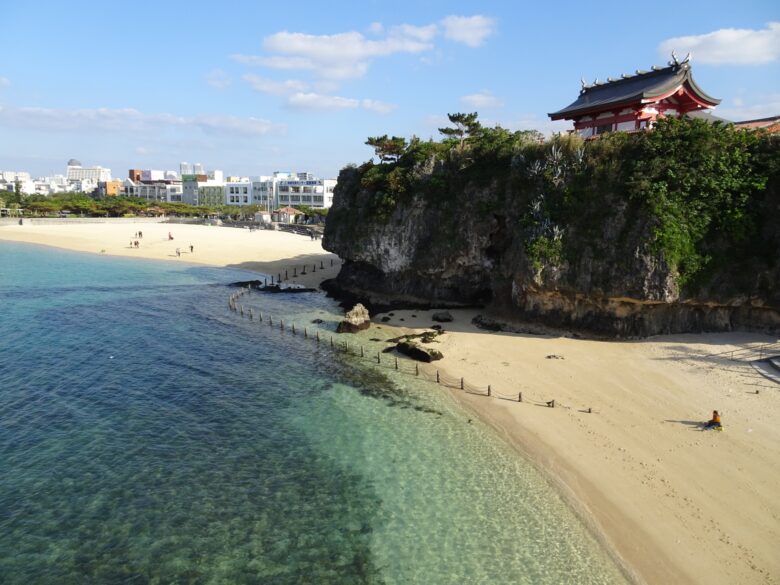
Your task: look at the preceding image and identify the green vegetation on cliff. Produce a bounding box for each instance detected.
[328,114,779,299]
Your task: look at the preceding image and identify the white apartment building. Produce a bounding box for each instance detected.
[0,171,34,194]
[66,159,111,182]
[232,171,336,211]
[225,178,251,205]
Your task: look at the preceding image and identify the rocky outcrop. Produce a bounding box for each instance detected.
[323,142,780,338]
[336,303,371,333]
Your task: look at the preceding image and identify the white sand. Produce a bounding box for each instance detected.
[371,308,780,585]
[4,221,779,584]
[0,221,339,287]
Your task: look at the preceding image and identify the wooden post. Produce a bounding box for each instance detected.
[278,273,281,283]
[259,311,263,321]
[360,346,364,357]
[395,357,398,370]
[280,320,284,330]
[436,370,440,384]
[415,363,419,376]
[304,328,308,338]
[264,277,268,286]
[269,317,273,326]
[292,324,296,335]
[519,392,522,402]
[239,305,243,315]
[330,336,334,348]
[271,276,274,285]
[331,258,334,266]
[313,265,316,273]
[293,267,297,277]
[248,309,253,320]
[285,270,288,280]
[316,331,320,342]
[487,385,491,396]
[587,407,592,413]
[377,352,381,364]
[460,377,464,390]
[320,261,324,269]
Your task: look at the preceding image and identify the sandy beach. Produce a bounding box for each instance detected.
[369,308,780,585]
[3,221,779,584]
[0,221,339,287]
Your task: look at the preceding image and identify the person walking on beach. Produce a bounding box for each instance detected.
[169,231,174,241]
[189,244,194,253]
[704,410,722,430]
[138,230,143,238]
[176,247,181,257]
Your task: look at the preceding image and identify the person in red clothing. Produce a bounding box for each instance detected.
[704,410,722,429]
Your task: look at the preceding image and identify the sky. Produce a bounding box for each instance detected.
[1,0,778,179]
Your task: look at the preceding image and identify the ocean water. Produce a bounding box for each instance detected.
[0,241,628,584]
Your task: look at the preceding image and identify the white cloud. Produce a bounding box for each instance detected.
[242,74,308,96]
[233,16,491,83]
[0,77,9,88]
[205,69,231,89]
[258,27,435,80]
[287,92,360,110]
[286,92,397,114]
[0,104,284,137]
[441,15,496,47]
[361,99,398,114]
[461,91,504,109]
[658,22,780,65]
[715,94,780,121]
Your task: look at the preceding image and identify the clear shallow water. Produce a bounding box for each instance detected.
[0,242,628,584]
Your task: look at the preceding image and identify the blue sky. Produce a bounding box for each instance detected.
[1,0,778,179]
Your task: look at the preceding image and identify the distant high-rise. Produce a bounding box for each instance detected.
[66,160,111,182]
[179,162,194,175]
[193,163,205,175]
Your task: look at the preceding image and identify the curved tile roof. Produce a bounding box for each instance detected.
[549,63,720,120]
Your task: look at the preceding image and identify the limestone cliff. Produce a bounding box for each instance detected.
[323,120,780,337]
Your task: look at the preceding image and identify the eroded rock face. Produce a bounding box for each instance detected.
[323,165,780,338]
[336,303,371,333]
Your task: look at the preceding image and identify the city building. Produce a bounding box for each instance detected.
[225,178,251,205]
[249,172,336,210]
[66,159,112,182]
[549,53,720,137]
[96,180,124,197]
[182,169,224,206]
[0,171,34,194]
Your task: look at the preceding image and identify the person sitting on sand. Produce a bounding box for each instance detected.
[704,410,722,430]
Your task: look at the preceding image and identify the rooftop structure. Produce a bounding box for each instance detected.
[549,52,720,138]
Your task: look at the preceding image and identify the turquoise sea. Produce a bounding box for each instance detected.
[0,241,628,584]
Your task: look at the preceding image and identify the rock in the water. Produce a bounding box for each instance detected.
[336,303,371,333]
[396,340,443,362]
[432,311,453,323]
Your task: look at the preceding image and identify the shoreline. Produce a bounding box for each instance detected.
[367,308,780,585]
[0,221,339,288]
[4,222,779,584]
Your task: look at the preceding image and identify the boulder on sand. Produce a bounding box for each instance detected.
[396,340,443,362]
[336,303,371,333]
[432,311,453,323]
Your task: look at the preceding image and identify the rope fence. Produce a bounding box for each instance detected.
[247,257,343,288]
[227,286,588,412]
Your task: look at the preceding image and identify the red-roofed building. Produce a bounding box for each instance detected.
[549,54,720,138]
